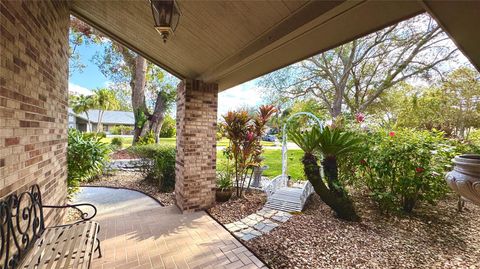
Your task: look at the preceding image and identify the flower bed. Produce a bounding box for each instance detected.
[245,193,480,268]
[207,190,267,223]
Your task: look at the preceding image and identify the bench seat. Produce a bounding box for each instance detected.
[20,221,100,269]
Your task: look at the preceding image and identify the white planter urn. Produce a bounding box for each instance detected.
[445,154,480,205]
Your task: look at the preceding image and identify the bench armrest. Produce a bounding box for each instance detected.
[43,203,97,225]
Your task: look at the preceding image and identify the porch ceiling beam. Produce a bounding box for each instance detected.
[207,0,425,91]
[422,0,480,72]
[197,0,345,85]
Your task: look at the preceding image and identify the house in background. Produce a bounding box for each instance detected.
[68,108,135,133]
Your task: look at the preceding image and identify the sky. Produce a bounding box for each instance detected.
[68,42,264,117]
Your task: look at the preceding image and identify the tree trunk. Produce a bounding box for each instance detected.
[131,56,148,144]
[149,92,168,143]
[85,112,91,132]
[302,153,359,221]
[97,110,104,132]
[331,88,343,118]
[151,115,165,143]
[321,156,345,196]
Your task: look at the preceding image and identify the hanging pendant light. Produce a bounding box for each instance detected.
[150,0,181,43]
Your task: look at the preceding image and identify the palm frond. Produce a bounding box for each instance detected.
[287,126,321,154]
[317,126,362,157]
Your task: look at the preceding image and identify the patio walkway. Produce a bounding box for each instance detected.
[72,187,267,269]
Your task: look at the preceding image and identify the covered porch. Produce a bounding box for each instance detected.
[1,0,479,268]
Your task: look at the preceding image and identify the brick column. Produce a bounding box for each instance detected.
[175,80,218,212]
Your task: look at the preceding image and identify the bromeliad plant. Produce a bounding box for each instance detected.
[223,105,276,197]
[289,125,361,221]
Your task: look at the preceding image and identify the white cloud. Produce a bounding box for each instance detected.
[68,82,93,96]
[218,80,264,117]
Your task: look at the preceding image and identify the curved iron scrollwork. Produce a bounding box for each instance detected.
[1,184,44,269]
[0,185,99,269]
[43,203,97,227]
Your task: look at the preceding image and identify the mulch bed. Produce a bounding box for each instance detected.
[244,193,480,269]
[110,149,138,160]
[84,171,175,206]
[208,190,267,223]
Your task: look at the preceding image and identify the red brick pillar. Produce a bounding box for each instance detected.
[175,80,218,212]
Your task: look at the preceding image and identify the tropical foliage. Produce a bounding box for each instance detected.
[110,125,134,135]
[137,130,156,145]
[110,137,123,149]
[222,105,276,197]
[92,88,120,132]
[159,115,176,138]
[289,126,361,221]
[355,128,479,212]
[70,94,95,131]
[67,129,111,193]
[130,144,176,192]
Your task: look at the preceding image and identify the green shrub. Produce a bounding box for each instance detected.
[111,125,134,135]
[358,129,452,212]
[469,129,480,146]
[216,173,232,191]
[83,131,105,140]
[216,158,234,191]
[130,144,176,192]
[160,115,176,138]
[110,137,123,149]
[96,131,107,138]
[137,130,156,145]
[67,129,111,193]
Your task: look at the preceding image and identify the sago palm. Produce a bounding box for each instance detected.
[317,126,362,195]
[288,125,360,221]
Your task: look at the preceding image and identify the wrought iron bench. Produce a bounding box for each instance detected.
[1,185,101,269]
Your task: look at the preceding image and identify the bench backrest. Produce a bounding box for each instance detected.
[0,184,45,269]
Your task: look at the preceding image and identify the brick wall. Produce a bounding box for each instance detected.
[0,0,69,225]
[175,79,218,212]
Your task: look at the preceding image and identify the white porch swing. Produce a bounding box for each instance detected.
[263,112,323,212]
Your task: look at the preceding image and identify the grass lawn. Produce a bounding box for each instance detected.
[101,137,176,148]
[103,137,276,148]
[217,149,305,181]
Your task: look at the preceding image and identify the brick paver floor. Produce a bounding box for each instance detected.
[73,187,267,269]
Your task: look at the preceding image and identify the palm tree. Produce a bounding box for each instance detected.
[93,88,119,132]
[71,94,94,132]
[289,125,361,221]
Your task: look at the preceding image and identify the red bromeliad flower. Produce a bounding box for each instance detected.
[389,131,395,137]
[246,131,254,142]
[360,159,367,165]
[416,167,425,173]
[355,113,365,123]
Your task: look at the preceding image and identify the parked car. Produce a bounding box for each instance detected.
[262,134,277,142]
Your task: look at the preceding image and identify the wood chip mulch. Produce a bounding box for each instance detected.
[244,193,480,269]
[207,190,267,223]
[110,149,138,160]
[84,171,175,206]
